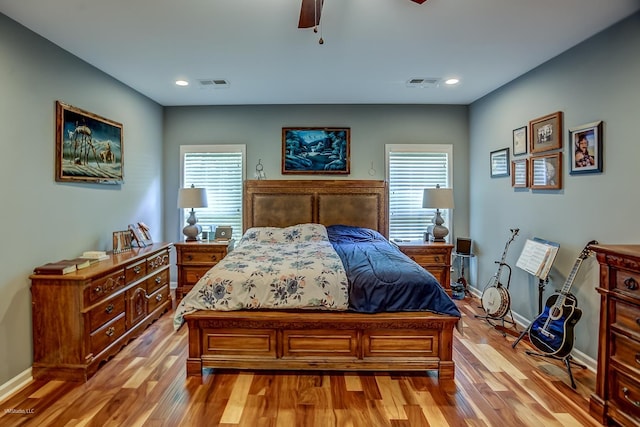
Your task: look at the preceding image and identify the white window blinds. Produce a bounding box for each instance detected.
[386,144,452,241]
[181,145,245,240]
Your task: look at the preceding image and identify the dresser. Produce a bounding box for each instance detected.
[397,242,453,294]
[590,245,640,427]
[30,243,172,382]
[175,240,233,300]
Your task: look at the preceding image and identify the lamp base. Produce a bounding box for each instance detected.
[183,209,202,241]
[431,209,449,242]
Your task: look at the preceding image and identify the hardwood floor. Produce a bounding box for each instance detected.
[0,297,603,427]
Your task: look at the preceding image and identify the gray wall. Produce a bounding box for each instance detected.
[162,104,470,243]
[0,14,164,385]
[469,12,640,360]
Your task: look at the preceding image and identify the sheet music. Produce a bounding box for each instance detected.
[516,238,559,279]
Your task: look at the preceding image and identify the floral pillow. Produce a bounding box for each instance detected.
[240,223,328,244]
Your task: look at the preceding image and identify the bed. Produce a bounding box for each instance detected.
[180,180,461,379]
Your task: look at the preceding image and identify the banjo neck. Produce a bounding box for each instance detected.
[494,228,519,285]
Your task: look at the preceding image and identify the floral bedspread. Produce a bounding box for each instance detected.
[173,223,348,330]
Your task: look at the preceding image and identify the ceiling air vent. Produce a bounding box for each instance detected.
[406,77,440,88]
[198,79,230,89]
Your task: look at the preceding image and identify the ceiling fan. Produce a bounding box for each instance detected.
[298,0,428,28]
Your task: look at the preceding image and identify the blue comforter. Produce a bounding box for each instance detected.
[327,225,461,317]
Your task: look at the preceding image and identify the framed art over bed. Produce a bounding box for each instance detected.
[183,180,460,379]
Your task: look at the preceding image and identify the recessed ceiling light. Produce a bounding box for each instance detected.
[444,78,460,85]
[175,79,189,86]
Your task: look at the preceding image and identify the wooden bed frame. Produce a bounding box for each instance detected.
[184,180,459,379]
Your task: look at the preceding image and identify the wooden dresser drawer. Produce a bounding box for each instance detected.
[88,269,125,303]
[180,249,225,265]
[148,285,170,314]
[614,269,640,300]
[147,250,170,273]
[88,293,125,332]
[614,300,640,337]
[125,259,147,285]
[147,268,169,295]
[90,314,126,356]
[610,369,640,420]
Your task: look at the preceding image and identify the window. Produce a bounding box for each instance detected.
[386,144,453,241]
[180,145,245,240]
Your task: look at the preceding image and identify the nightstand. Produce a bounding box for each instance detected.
[397,242,454,294]
[175,240,233,300]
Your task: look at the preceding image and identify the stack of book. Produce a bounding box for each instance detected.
[34,257,92,275]
[80,251,110,262]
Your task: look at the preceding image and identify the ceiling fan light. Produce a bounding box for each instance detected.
[444,78,460,85]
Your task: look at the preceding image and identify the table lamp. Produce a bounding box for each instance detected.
[177,185,208,241]
[422,185,454,242]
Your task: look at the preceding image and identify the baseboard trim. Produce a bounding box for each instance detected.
[468,287,596,372]
[0,368,32,402]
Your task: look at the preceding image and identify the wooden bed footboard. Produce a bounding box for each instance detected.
[185,310,458,379]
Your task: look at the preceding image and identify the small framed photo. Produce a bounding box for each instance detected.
[569,120,603,175]
[128,224,147,247]
[490,148,510,178]
[530,152,562,190]
[512,126,527,156]
[529,111,563,154]
[511,159,528,188]
[113,230,133,254]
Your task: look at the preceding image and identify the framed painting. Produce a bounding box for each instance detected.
[569,120,603,175]
[55,101,124,184]
[529,111,563,154]
[490,148,510,178]
[511,158,528,188]
[282,127,350,174]
[512,126,527,156]
[530,152,562,190]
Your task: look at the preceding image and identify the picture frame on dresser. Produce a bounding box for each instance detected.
[529,111,563,154]
[282,127,350,174]
[55,100,124,184]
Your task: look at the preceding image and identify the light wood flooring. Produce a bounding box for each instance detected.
[0,297,603,426]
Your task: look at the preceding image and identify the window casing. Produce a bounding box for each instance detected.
[180,145,245,241]
[386,144,453,241]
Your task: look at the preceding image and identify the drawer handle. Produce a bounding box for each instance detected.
[624,277,639,291]
[434,256,441,262]
[105,327,115,337]
[105,304,114,314]
[134,266,141,274]
[155,276,162,284]
[622,387,640,407]
[186,255,193,261]
[94,285,103,294]
[155,293,163,302]
[210,255,218,261]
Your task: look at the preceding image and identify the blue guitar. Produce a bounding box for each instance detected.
[529,241,596,358]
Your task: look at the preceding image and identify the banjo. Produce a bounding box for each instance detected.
[481,228,519,318]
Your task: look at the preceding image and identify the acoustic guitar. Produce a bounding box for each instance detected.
[528,241,597,358]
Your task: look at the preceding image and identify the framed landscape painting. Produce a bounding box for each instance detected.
[282,127,350,174]
[55,101,124,184]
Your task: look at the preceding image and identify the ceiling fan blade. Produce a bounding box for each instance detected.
[410,0,428,4]
[298,0,323,29]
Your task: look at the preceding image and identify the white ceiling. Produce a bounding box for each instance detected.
[1,0,638,106]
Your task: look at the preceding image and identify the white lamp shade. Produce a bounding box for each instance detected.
[422,187,454,209]
[177,187,208,209]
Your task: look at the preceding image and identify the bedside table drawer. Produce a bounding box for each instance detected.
[405,253,448,265]
[183,266,211,286]
[180,249,225,264]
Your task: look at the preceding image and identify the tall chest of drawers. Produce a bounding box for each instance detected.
[590,245,640,426]
[30,243,172,382]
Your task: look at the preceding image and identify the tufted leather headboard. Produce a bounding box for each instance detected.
[243,180,388,237]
